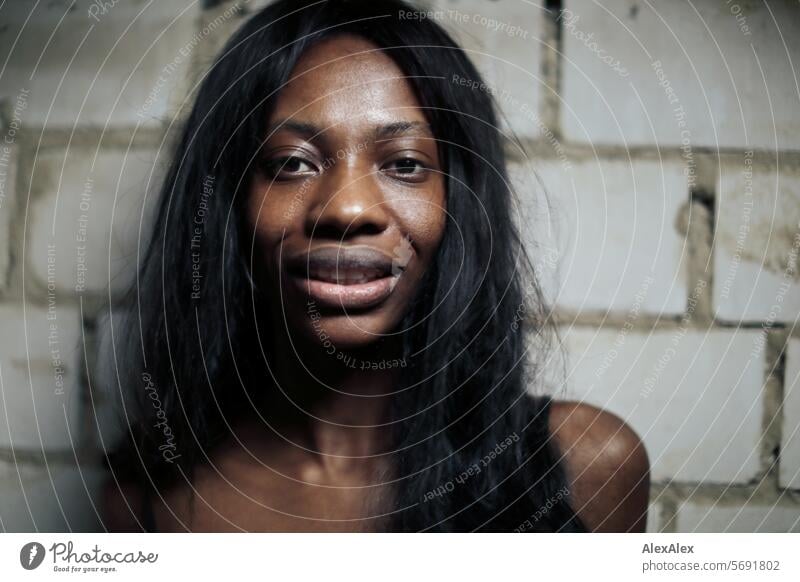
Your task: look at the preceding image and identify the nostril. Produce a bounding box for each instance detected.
[307,223,342,240]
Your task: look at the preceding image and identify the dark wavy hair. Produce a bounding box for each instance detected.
[106,0,585,532]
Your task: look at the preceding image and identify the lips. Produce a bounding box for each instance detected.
[284,246,402,309]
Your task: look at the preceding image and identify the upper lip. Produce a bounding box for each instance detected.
[284,245,397,283]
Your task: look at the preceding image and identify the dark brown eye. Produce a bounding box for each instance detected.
[261,155,316,180]
[383,157,428,181]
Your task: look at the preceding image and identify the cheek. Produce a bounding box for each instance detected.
[392,189,446,261]
[247,183,301,245]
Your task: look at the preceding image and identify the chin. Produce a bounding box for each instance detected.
[299,311,398,353]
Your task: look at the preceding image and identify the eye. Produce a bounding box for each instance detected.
[382,157,429,182]
[260,155,317,181]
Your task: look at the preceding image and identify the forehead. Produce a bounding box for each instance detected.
[269,35,427,128]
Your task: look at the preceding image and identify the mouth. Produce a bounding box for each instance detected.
[284,246,404,310]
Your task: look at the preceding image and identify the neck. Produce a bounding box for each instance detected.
[267,334,400,464]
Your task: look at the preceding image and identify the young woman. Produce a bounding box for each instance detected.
[104,0,649,532]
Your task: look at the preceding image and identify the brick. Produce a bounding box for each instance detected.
[646,500,663,533]
[675,500,800,533]
[510,158,689,314]
[0,1,201,128]
[553,327,765,483]
[781,338,800,489]
[27,146,163,298]
[0,461,104,532]
[0,142,16,292]
[714,158,800,323]
[430,0,544,139]
[560,0,800,150]
[0,305,83,451]
[188,2,254,82]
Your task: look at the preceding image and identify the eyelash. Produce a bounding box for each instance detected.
[382,157,429,182]
[259,154,431,183]
[260,156,317,181]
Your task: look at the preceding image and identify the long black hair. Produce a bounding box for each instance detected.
[107,0,585,532]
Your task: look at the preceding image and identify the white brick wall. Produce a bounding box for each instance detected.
[27,146,162,298]
[429,0,544,139]
[511,158,689,315]
[560,0,800,150]
[675,500,800,533]
[0,1,200,128]
[781,338,800,489]
[0,461,104,532]
[557,327,765,483]
[646,500,664,533]
[0,305,83,452]
[714,157,800,323]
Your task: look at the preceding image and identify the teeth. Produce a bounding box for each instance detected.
[306,268,387,284]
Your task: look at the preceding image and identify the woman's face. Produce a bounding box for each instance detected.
[248,35,446,352]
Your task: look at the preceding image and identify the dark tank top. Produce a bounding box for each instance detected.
[138,395,582,532]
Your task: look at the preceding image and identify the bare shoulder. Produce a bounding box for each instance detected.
[548,400,650,532]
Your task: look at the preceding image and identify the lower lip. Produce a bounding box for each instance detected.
[292,275,398,309]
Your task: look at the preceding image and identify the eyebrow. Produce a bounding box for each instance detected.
[264,119,432,143]
[372,121,432,141]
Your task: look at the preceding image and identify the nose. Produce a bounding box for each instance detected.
[305,163,390,240]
